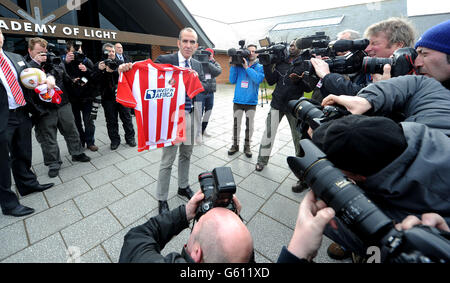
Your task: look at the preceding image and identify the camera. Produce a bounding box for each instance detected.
[287,97,351,130]
[227,40,251,66]
[193,47,212,74]
[290,37,370,80]
[195,167,237,220]
[287,139,450,263]
[90,95,101,120]
[102,50,120,71]
[40,43,62,73]
[255,38,289,66]
[362,47,418,77]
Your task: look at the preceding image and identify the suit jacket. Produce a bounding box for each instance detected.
[0,51,44,131]
[116,53,132,64]
[154,53,207,94]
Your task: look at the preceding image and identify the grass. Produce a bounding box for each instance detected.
[260,83,313,100]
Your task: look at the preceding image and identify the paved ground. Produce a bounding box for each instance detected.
[0,84,349,263]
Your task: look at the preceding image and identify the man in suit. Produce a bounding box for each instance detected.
[154,28,206,214]
[115,43,131,64]
[0,29,54,217]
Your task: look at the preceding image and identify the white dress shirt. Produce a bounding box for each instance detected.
[0,50,22,110]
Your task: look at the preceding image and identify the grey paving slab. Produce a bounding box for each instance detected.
[112,170,155,196]
[225,158,256,179]
[83,165,125,188]
[276,178,309,204]
[141,148,164,163]
[108,189,158,227]
[260,193,300,228]
[194,154,230,171]
[0,192,49,230]
[90,151,126,170]
[144,176,180,201]
[254,163,291,183]
[2,233,67,263]
[36,173,63,187]
[58,162,97,182]
[192,144,216,159]
[81,245,112,263]
[239,173,280,200]
[0,221,28,261]
[114,156,152,174]
[116,146,144,159]
[101,217,149,263]
[61,209,123,255]
[235,186,266,222]
[247,213,293,263]
[44,177,92,207]
[25,201,83,244]
[74,184,124,217]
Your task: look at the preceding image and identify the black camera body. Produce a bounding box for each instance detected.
[196,167,237,220]
[255,38,289,66]
[102,50,120,71]
[287,139,450,263]
[362,47,418,77]
[228,40,251,66]
[288,97,351,130]
[193,47,212,74]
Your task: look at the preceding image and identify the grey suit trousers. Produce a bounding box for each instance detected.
[156,112,195,201]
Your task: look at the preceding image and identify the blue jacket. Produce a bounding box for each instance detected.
[229,63,265,105]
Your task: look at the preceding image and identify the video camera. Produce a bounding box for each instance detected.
[362,47,418,77]
[227,40,251,66]
[255,37,289,66]
[195,167,237,221]
[287,139,450,263]
[193,47,212,74]
[291,35,370,81]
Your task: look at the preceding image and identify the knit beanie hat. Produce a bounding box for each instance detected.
[415,20,450,54]
[312,115,407,176]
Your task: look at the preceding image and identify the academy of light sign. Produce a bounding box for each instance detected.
[0,18,118,40]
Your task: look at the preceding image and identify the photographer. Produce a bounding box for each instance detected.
[310,115,450,258]
[63,40,98,152]
[228,44,265,158]
[255,39,313,192]
[321,75,450,137]
[194,48,222,138]
[25,37,91,178]
[92,43,136,150]
[118,190,254,263]
[277,190,450,262]
[310,18,416,100]
[414,20,450,89]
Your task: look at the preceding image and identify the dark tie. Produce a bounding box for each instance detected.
[185,60,190,69]
[0,53,25,106]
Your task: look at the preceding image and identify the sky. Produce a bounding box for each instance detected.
[182,0,450,22]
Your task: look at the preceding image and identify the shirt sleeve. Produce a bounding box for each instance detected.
[116,68,137,108]
[184,70,205,99]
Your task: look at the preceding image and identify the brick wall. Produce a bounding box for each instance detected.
[215,54,231,84]
[151,45,169,61]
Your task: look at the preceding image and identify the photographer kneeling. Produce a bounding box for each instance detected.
[309,115,450,258]
[119,190,254,263]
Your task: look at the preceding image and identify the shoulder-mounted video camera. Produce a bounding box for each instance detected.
[228,40,251,66]
[255,37,289,66]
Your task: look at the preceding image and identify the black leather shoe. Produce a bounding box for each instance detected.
[3,205,35,217]
[178,187,194,200]
[127,140,137,147]
[111,143,120,150]
[158,201,169,215]
[72,153,91,162]
[21,183,55,197]
[48,168,59,178]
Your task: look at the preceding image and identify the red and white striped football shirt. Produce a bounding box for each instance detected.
[116,59,204,151]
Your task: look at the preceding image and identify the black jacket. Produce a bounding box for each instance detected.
[24,54,72,108]
[317,72,372,102]
[92,61,120,101]
[201,59,222,93]
[358,75,450,137]
[264,58,313,113]
[63,55,97,103]
[119,205,194,263]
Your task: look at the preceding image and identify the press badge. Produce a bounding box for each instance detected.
[18,61,25,67]
[241,80,249,89]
